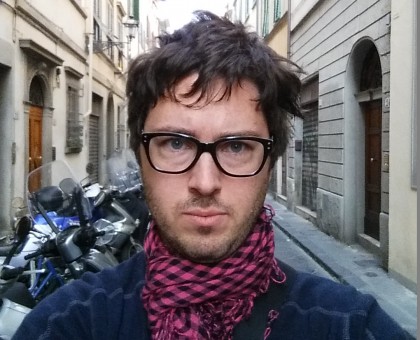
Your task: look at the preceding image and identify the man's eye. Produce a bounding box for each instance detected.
[169,138,185,150]
[219,140,250,154]
[228,141,245,153]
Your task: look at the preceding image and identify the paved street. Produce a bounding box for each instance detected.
[267,194,417,339]
[273,223,334,280]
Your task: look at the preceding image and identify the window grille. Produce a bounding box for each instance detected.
[66,85,83,153]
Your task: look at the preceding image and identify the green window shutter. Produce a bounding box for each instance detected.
[132,0,139,21]
[262,0,269,36]
[274,0,281,21]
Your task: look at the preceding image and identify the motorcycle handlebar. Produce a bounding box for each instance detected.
[0,266,25,280]
[23,239,57,260]
[72,227,105,248]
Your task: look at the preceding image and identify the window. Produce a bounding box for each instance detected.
[107,1,113,34]
[262,0,269,37]
[93,19,101,42]
[106,36,114,60]
[118,18,123,42]
[66,76,83,153]
[274,0,281,22]
[245,0,249,18]
[94,0,100,18]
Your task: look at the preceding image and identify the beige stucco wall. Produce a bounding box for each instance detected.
[266,16,288,196]
[388,0,417,290]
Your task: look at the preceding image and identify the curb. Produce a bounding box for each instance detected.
[268,200,417,339]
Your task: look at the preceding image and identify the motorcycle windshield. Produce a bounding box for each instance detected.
[27,160,92,231]
[106,149,141,192]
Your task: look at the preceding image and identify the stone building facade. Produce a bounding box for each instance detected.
[230,0,417,291]
[0,0,131,233]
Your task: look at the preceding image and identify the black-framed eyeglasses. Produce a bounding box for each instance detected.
[141,132,273,177]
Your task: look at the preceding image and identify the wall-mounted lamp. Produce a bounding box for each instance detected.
[124,15,139,40]
[55,67,61,88]
[123,15,139,59]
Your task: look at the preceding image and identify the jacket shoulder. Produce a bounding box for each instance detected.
[12,252,148,340]
[271,260,408,339]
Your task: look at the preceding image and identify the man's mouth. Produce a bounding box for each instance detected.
[182,209,227,227]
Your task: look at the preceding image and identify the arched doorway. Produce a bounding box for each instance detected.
[344,39,386,261]
[359,46,383,240]
[28,76,45,191]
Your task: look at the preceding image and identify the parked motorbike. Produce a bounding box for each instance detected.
[0,216,38,340]
[25,160,119,279]
[0,214,77,339]
[0,160,122,338]
[87,149,150,262]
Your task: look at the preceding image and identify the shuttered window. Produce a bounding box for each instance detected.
[274,0,281,22]
[66,75,83,153]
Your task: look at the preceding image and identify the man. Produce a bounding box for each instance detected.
[13,11,407,340]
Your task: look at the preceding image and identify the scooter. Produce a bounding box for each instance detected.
[0,161,122,339]
[25,160,119,279]
[87,149,150,262]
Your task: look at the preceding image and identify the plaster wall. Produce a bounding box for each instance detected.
[388,0,417,289]
[22,0,87,47]
[289,0,391,242]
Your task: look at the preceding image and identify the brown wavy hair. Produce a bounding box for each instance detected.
[126,11,302,168]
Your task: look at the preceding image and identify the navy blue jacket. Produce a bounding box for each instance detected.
[12,252,408,339]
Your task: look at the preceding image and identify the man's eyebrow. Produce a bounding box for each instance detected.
[212,129,268,139]
[144,128,266,139]
[144,127,193,135]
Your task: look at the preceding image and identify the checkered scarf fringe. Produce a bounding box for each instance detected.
[142,205,285,340]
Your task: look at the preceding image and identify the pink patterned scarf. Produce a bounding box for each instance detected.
[142,205,285,340]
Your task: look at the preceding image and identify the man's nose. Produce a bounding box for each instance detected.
[187,152,222,196]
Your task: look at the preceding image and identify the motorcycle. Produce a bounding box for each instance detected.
[0,161,121,339]
[0,216,38,340]
[87,149,150,262]
[25,160,119,279]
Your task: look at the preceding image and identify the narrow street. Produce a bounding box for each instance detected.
[267,195,417,338]
[273,225,334,280]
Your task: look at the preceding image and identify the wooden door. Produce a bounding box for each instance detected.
[363,100,382,240]
[28,106,43,192]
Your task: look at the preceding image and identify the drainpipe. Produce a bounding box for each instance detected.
[84,0,93,118]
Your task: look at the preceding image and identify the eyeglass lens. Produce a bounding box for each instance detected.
[146,134,267,176]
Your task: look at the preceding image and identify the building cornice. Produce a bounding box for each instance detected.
[20,39,64,66]
[16,0,87,63]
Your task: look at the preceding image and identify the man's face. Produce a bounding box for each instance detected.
[140,75,271,263]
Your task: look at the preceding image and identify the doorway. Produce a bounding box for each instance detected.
[28,76,45,191]
[362,100,382,240]
[28,105,43,191]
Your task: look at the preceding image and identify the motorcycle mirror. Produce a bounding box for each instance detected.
[14,215,32,242]
[86,162,95,175]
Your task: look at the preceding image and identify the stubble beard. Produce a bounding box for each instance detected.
[143,177,270,264]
